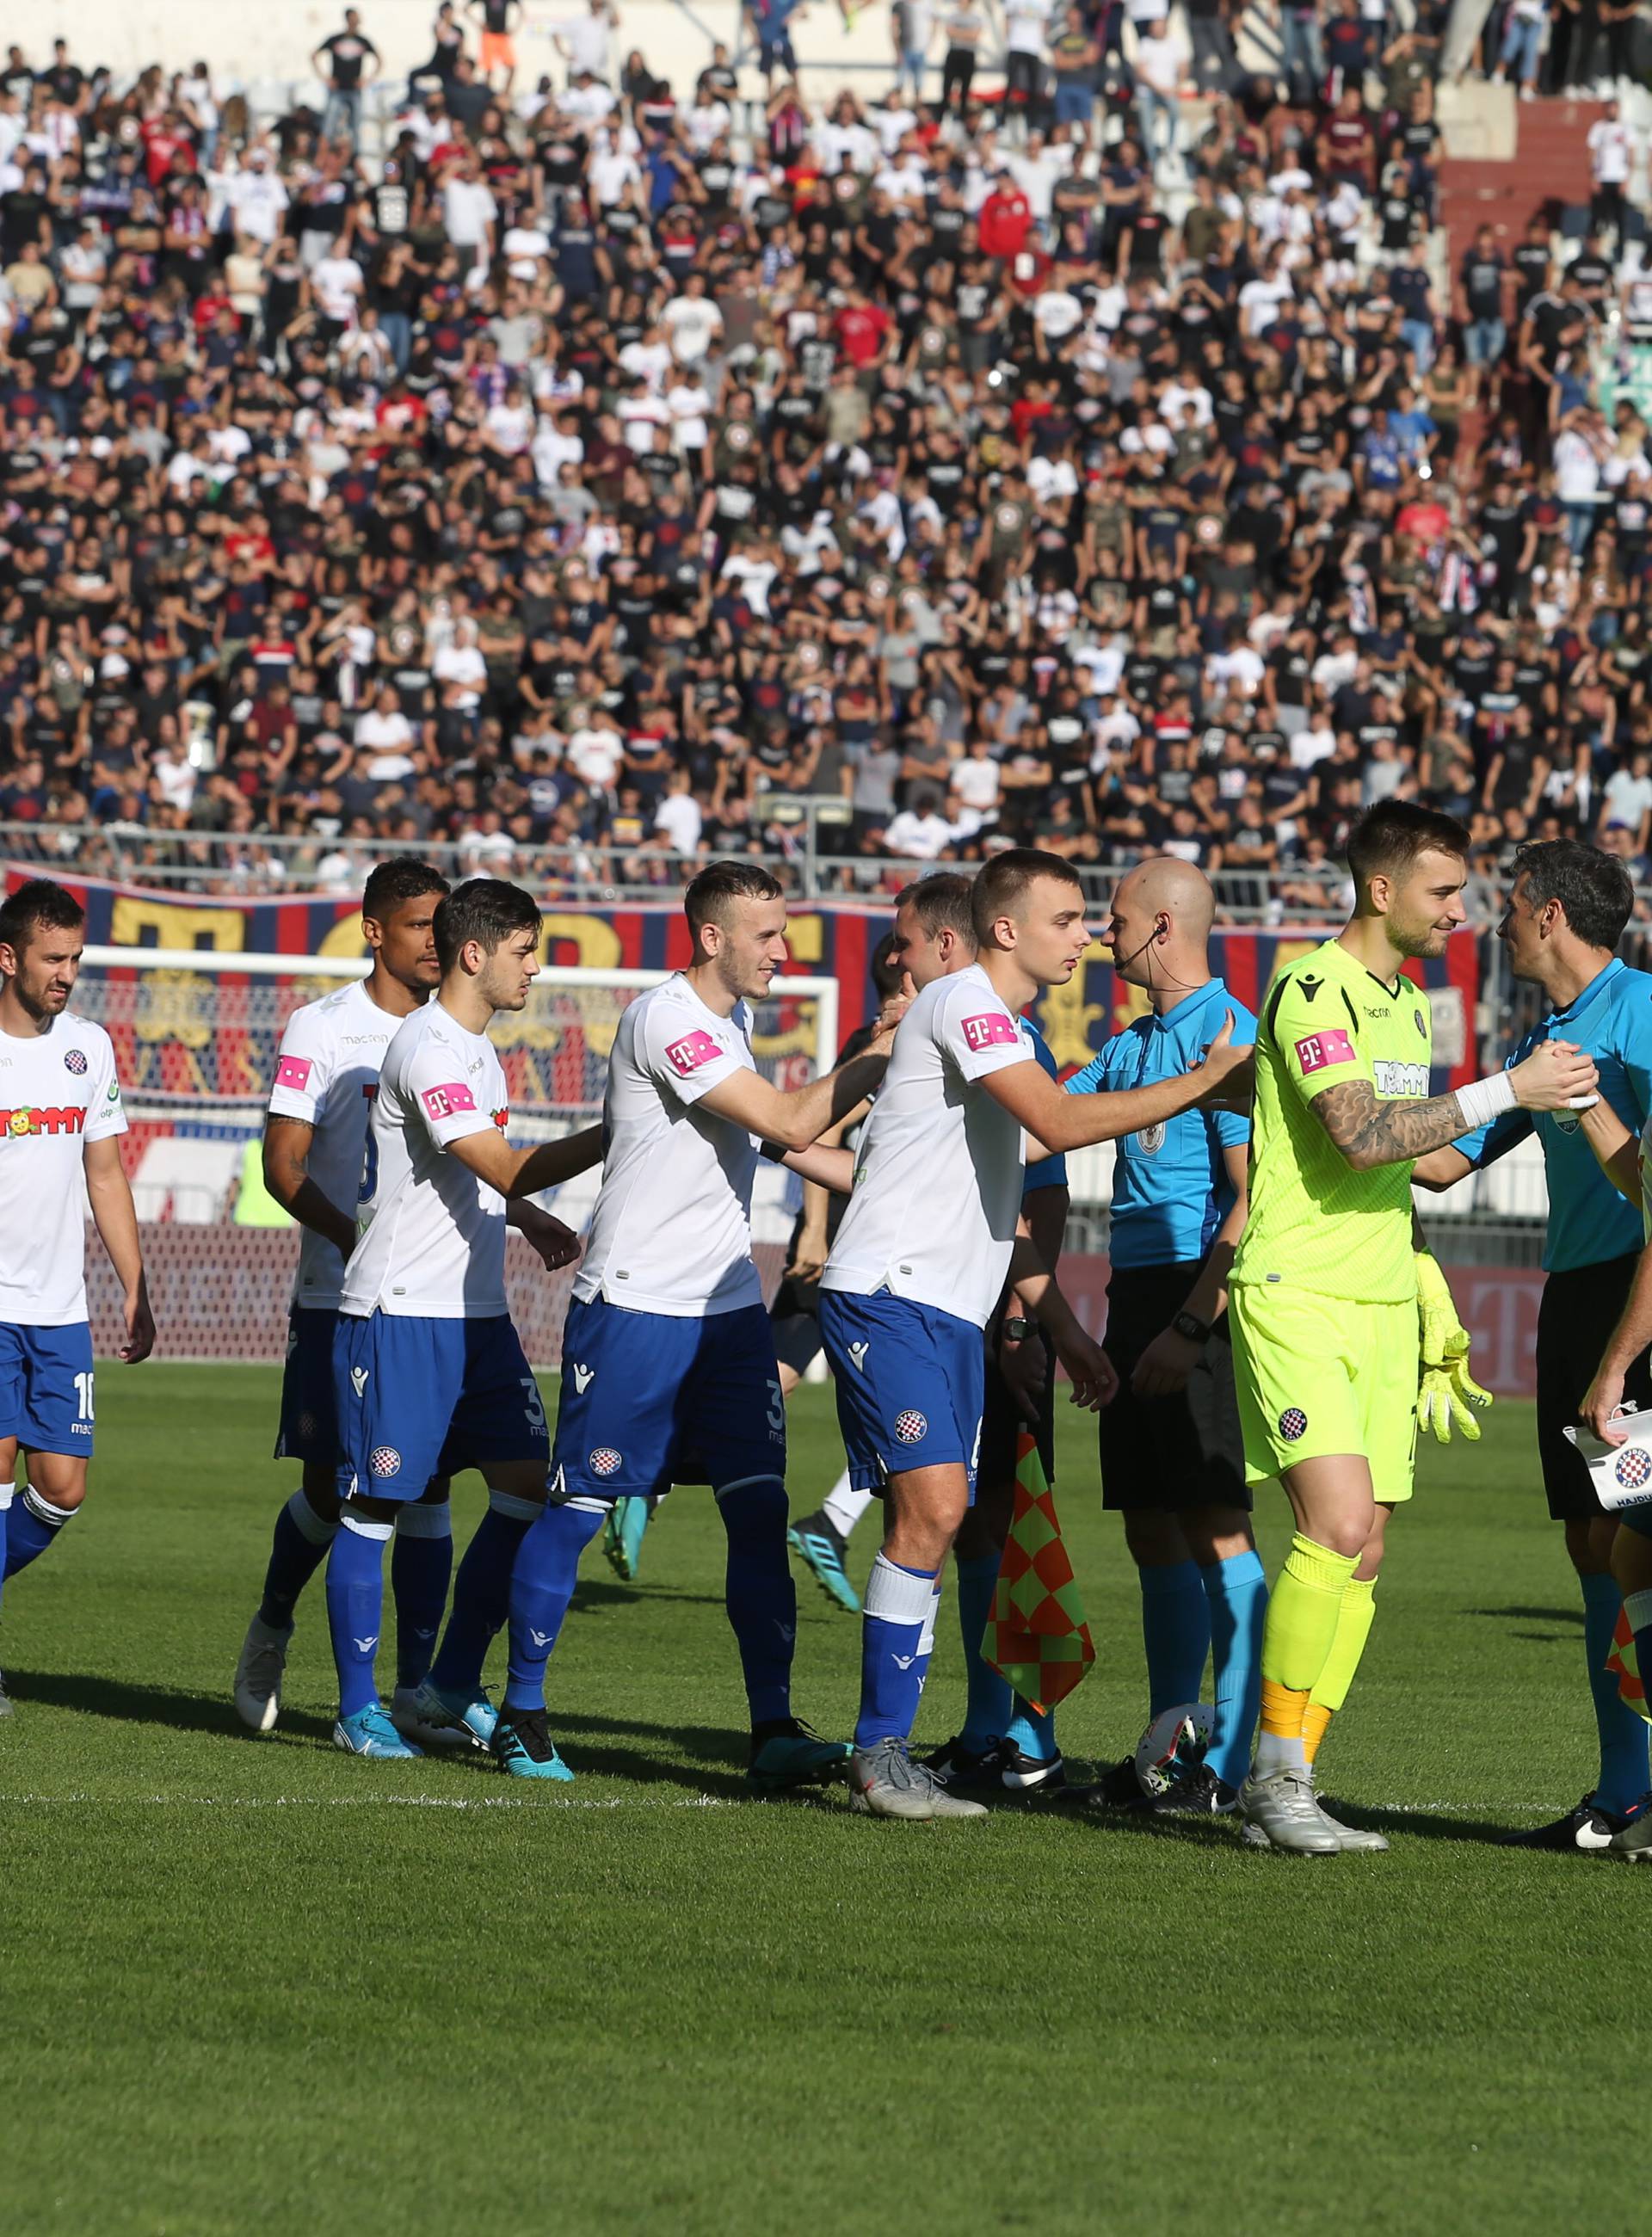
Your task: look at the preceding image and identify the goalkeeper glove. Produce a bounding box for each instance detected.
[1415,1248,1492,1445]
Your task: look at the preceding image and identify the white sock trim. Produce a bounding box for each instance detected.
[22,1486,76,1528]
[562,1495,610,1517]
[487,1489,542,1523]
[822,1470,873,1538]
[394,1501,453,1540]
[916,1585,941,1659]
[1624,1587,1652,1632]
[340,1512,393,1543]
[0,1478,15,1512]
[287,1488,338,1546]
[864,1553,940,1628]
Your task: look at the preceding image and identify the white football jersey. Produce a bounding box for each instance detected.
[340,1001,510,1320]
[822,962,1033,1328]
[0,1010,128,1327]
[574,973,763,1318]
[266,978,409,1312]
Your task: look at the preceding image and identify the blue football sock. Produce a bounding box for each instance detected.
[1200,1549,1267,1789]
[504,1499,605,1711]
[4,1486,76,1579]
[854,1554,940,1749]
[1004,1697,1059,1763]
[1139,1557,1211,1716]
[717,1476,795,1728]
[391,1501,453,1692]
[955,1551,1012,1751]
[1583,1569,1651,1815]
[326,1513,391,1720]
[256,1488,336,1630]
[1628,1590,1652,1805]
[428,1491,540,1695]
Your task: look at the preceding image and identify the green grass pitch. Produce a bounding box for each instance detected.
[4,1365,1649,2235]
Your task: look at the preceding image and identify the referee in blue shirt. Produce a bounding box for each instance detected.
[1063,859,1267,1813]
[1416,839,1652,1850]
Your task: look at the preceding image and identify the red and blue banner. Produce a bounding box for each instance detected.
[4,868,1481,1094]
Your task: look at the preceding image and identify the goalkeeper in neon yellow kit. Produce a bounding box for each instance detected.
[1230,804,1600,1854]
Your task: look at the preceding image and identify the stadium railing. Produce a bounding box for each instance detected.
[1,820,1364,921]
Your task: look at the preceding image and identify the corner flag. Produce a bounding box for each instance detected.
[985,1431,1094,1713]
[1609,1605,1649,1723]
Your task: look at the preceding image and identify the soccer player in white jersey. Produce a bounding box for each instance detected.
[819,847,1251,1819]
[232,858,572,1742]
[324,877,602,1763]
[504,860,902,1790]
[0,879,153,1715]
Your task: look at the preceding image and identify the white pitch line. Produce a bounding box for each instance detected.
[0,1792,1559,1815]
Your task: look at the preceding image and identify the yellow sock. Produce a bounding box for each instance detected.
[1254,1535,1359,1773]
[1302,1574,1377,1771]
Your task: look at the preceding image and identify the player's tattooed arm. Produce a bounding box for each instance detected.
[1310,1079,1477,1170]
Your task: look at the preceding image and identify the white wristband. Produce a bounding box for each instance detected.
[1453,1070,1518,1131]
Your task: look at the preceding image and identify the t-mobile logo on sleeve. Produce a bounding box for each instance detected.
[422,1081,478,1120]
[1294,1029,1355,1075]
[274,1055,313,1092]
[961,1013,1020,1052]
[666,1030,722,1075]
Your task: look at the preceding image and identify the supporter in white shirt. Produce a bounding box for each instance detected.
[311,252,365,324]
[662,286,724,365]
[230,154,290,244]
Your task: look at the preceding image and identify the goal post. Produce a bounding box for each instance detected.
[72,947,842,1126]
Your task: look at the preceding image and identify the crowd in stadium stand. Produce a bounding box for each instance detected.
[0,9,1649,908]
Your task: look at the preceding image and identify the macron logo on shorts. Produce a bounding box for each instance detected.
[960,1013,1020,1052]
[422,1081,478,1121]
[1294,1029,1355,1075]
[666,1030,722,1076]
[274,1055,313,1093]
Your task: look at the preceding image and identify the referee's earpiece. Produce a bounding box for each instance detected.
[1156,917,1168,943]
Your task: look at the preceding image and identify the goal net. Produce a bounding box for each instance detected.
[73,946,840,1132]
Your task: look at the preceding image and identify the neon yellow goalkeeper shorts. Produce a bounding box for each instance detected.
[1229,1282,1418,1501]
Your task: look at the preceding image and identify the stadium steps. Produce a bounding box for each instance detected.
[1439,95,1609,271]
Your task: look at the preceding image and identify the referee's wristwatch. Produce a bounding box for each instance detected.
[1172,1310,1213,1346]
[1002,1315,1037,1342]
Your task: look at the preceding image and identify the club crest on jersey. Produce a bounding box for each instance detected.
[368,1446,401,1478]
[960,1012,1020,1052]
[893,1409,928,1444]
[1278,1407,1308,1442]
[589,1446,622,1477]
[1134,1122,1166,1155]
[0,1105,86,1139]
[665,1029,722,1076]
[63,1047,87,1075]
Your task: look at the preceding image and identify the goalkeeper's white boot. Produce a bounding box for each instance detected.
[1237,1766,1340,1854]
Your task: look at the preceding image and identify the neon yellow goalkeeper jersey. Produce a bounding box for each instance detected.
[1231,937,1433,1305]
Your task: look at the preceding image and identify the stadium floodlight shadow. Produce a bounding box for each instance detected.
[3,1666,336,1744]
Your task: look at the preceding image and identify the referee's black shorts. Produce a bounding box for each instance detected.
[769,1270,824,1377]
[978,1324,1057,1488]
[1097,1262,1248,1513]
[1537,1253,1652,1520]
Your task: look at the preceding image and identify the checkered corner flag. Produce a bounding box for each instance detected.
[1609,1605,1649,1724]
[985,1430,1095,1713]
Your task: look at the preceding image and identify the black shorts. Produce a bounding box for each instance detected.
[1097,1262,1248,1513]
[770,1273,823,1377]
[1537,1254,1652,1520]
[978,1326,1057,1489]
